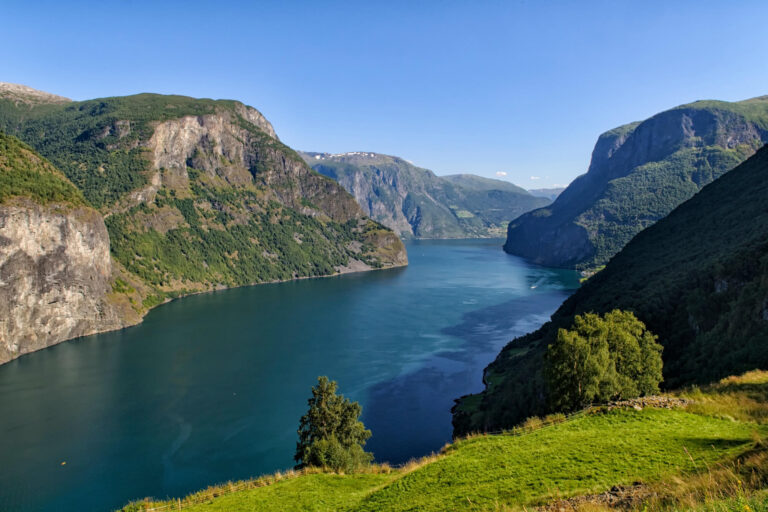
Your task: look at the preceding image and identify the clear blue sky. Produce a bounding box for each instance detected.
[3,1,767,188]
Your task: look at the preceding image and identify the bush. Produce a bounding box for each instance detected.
[303,436,373,473]
[545,309,663,412]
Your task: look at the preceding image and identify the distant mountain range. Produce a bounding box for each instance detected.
[504,96,768,269]
[527,187,565,201]
[301,151,549,238]
[454,143,768,435]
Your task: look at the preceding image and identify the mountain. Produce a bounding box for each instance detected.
[454,144,768,435]
[528,187,565,201]
[301,151,549,238]
[0,84,406,364]
[504,96,768,269]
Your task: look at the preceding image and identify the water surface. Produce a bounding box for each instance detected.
[0,239,579,511]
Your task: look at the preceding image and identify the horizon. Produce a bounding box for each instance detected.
[4,0,768,188]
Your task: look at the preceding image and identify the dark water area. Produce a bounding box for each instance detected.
[0,239,579,511]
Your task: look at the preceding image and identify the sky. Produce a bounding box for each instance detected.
[3,1,768,189]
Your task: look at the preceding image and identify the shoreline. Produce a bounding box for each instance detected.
[2,259,409,367]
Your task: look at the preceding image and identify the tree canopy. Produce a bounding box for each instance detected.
[545,309,663,412]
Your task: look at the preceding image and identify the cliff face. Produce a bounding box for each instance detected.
[302,152,549,238]
[504,98,768,269]
[146,114,362,224]
[0,201,128,364]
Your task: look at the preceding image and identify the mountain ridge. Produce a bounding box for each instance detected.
[504,96,768,269]
[301,151,549,238]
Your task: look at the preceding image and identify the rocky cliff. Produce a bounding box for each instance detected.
[0,133,141,364]
[0,200,131,363]
[504,97,768,269]
[302,151,549,238]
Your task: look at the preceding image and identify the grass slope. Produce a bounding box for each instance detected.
[0,131,84,206]
[121,373,768,512]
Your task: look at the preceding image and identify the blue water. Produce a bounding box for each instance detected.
[0,239,579,511]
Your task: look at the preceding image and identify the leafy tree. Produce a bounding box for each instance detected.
[295,376,373,472]
[545,310,663,412]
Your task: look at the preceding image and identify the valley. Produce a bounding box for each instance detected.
[3,4,768,509]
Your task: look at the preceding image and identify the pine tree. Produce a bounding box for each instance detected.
[294,376,373,471]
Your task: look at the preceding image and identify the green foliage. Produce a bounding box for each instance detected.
[545,310,663,411]
[457,145,768,435]
[105,196,356,289]
[0,94,257,207]
[0,132,85,205]
[303,438,373,474]
[295,377,373,472]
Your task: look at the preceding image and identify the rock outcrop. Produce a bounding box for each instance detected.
[0,201,128,364]
[0,82,71,105]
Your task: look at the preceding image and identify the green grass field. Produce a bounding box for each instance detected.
[122,372,768,512]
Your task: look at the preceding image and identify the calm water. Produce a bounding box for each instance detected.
[0,239,579,512]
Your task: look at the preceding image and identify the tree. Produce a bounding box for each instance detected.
[294,376,373,472]
[545,309,663,412]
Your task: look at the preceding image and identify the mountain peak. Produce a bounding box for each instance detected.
[0,82,71,105]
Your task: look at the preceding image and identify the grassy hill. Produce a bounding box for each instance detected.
[301,152,549,238]
[504,96,768,269]
[0,131,84,206]
[455,144,768,435]
[120,371,768,511]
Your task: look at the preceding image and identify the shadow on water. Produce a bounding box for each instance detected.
[362,289,570,464]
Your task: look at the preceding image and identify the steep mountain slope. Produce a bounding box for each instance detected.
[0,133,141,364]
[504,97,768,269]
[301,152,549,238]
[0,85,406,362]
[454,145,768,434]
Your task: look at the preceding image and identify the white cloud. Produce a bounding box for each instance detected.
[495,171,507,177]
[529,176,541,180]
